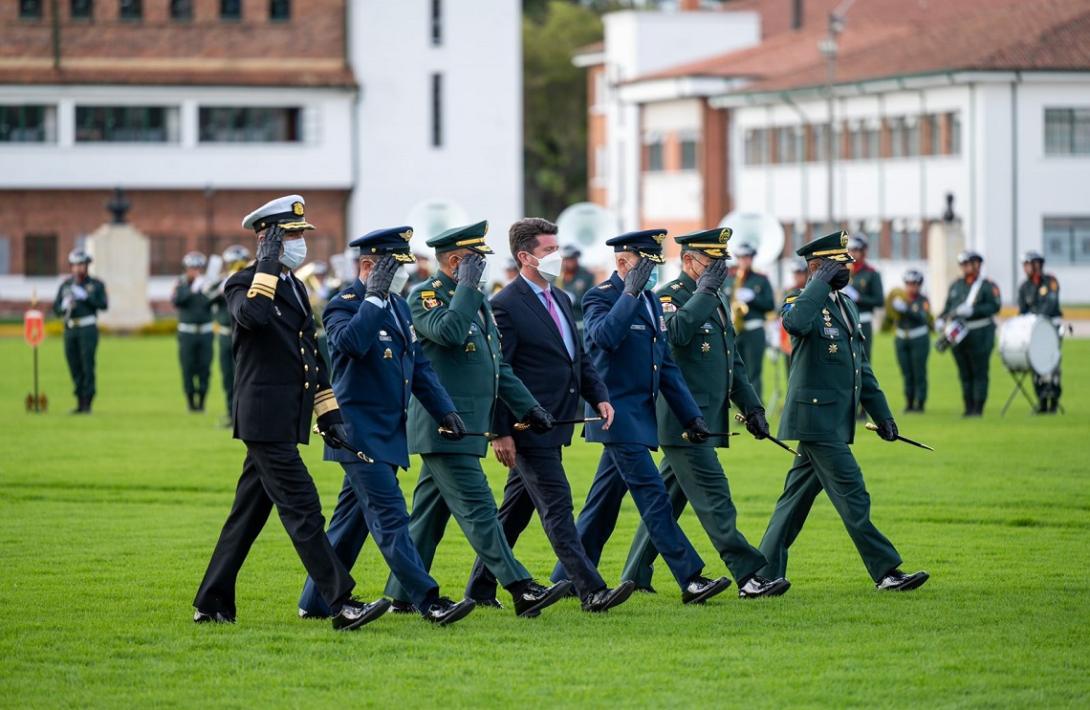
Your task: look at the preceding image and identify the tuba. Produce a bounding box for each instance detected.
[731,267,750,333]
[881,287,907,333]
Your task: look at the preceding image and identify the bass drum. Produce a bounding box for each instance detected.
[999,315,1060,375]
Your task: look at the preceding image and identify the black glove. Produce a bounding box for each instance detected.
[438,412,466,441]
[256,224,284,265]
[365,255,398,300]
[319,422,352,449]
[684,416,711,444]
[695,258,727,295]
[455,253,486,287]
[876,418,899,442]
[812,258,843,286]
[744,408,769,440]
[522,405,555,434]
[623,258,655,297]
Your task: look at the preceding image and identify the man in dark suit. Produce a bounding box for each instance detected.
[296,227,476,626]
[193,195,390,631]
[550,229,731,605]
[463,218,635,613]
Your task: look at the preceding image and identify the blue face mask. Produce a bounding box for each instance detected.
[645,267,659,291]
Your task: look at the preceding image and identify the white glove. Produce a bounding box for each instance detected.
[892,297,908,313]
[735,287,755,303]
[70,284,88,300]
[190,276,205,293]
[935,317,946,331]
[955,302,973,317]
[841,285,860,302]
[61,296,74,311]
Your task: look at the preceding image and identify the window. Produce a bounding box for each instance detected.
[71,0,93,19]
[927,115,941,155]
[199,107,301,142]
[221,0,241,20]
[170,0,192,19]
[777,127,799,164]
[905,118,920,157]
[680,137,698,170]
[850,126,864,160]
[744,128,768,165]
[119,0,141,20]
[430,73,443,148]
[430,0,442,46]
[950,112,961,155]
[0,236,10,275]
[19,0,42,19]
[150,235,187,276]
[0,105,55,143]
[890,117,906,158]
[1043,217,1090,264]
[646,138,664,172]
[904,223,922,259]
[24,234,58,276]
[812,125,830,162]
[75,106,177,142]
[270,0,290,20]
[1045,108,1090,155]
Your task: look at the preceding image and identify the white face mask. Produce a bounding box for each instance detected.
[390,267,410,295]
[477,258,492,292]
[531,250,563,281]
[280,238,307,270]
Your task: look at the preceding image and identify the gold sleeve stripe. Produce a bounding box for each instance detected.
[249,284,276,296]
[313,390,336,404]
[313,395,339,417]
[252,272,279,290]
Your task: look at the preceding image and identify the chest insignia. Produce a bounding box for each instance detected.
[379,330,393,342]
[911,303,919,312]
[1039,285,1048,296]
[671,282,682,291]
[465,342,477,353]
[824,326,840,338]
[431,280,443,288]
[828,343,839,354]
[701,342,711,353]
[420,290,440,311]
[659,315,667,332]
[409,324,418,343]
[383,348,393,359]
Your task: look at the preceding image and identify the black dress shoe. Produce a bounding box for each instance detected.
[468,597,504,610]
[332,597,391,631]
[633,583,657,594]
[513,579,573,618]
[582,580,637,613]
[387,599,417,614]
[298,607,328,620]
[193,609,235,624]
[682,575,731,605]
[738,575,791,599]
[422,597,476,626]
[875,569,930,591]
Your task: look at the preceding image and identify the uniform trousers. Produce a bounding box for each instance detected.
[217,332,235,415]
[951,327,994,406]
[63,324,98,398]
[757,441,902,583]
[465,447,606,601]
[384,453,530,603]
[736,327,766,401]
[178,331,214,397]
[894,334,929,405]
[299,461,439,614]
[194,441,355,616]
[551,443,704,590]
[621,445,766,587]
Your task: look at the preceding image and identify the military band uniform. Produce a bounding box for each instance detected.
[622,267,768,589]
[53,274,107,411]
[173,275,215,411]
[781,287,802,372]
[725,269,773,399]
[557,264,596,326]
[1017,272,1062,410]
[891,293,932,411]
[209,286,235,419]
[847,260,883,363]
[940,275,1001,415]
[384,268,542,604]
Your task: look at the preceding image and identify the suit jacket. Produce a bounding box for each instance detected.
[406,271,539,457]
[778,278,891,443]
[490,276,609,448]
[581,272,701,448]
[322,278,455,469]
[226,262,339,444]
[655,272,761,448]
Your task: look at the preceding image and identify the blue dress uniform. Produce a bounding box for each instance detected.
[756,232,927,591]
[298,228,460,616]
[552,230,711,594]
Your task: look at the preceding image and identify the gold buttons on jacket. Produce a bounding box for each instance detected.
[304,364,309,372]
[305,382,310,389]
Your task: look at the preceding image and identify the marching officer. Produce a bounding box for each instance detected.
[620,228,790,599]
[209,244,251,425]
[551,229,731,606]
[757,231,929,593]
[724,242,774,400]
[938,251,1000,417]
[53,248,107,414]
[843,234,884,363]
[781,258,809,372]
[194,195,389,631]
[385,220,573,618]
[556,244,596,326]
[1018,250,1063,413]
[173,252,215,412]
[889,270,933,412]
[297,226,476,626]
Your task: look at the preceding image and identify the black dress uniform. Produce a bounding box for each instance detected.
[52,249,107,413]
[1017,251,1063,412]
[173,253,215,412]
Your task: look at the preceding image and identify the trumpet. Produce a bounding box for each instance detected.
[880,287,907,333]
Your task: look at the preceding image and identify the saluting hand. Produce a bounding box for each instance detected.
[365,255,398,300]
[257,224,285,264]
[694,258,727,295]
[456,253,486,287]
[623,258,655,297]
[813,258,843,285]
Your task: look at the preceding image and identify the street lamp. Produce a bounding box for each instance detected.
[820,0,855,231]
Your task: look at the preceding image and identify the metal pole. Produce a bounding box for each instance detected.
[33,345,40,413]
[826,55,835,225]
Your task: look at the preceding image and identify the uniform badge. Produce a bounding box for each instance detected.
[420,290,440,311]
[911,303,919,312]
[659,315,667,332]
[409,324,418,343]
[598,283,613,290]
[701,342,711,353]
[274,305,282,317]
[431,279,443,288]
[823,327,839,338]
[378,330,393,342]
[662,302,677,314]
[1039,285,1048,296]
[828,343,838,354]
[671,282,682,291]
[465,342,476,353]
[383,348,393,359]
[341,292,356,300]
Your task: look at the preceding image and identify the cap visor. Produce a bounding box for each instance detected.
[469,244,494,255]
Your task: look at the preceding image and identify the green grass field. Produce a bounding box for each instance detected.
[1,333,1088,707]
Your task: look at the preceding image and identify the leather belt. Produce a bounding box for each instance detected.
[858,312,874,323]
[178,322,215,334]
[895,325,930,339]
[743,320,764,331]
[66,315,97,328]
[966,318,993,330]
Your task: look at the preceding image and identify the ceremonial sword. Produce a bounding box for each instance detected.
[733,413,800,456]
[865,422,934,451]
[312,425,375,463]
[439,416,604,440]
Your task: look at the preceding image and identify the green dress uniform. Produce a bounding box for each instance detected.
[384,239,542,604]
[209,285,235,420]
[724,269,773,399]
[173,275,215,411]
[1017,272,1063,410]
[847,262,883,362]
[52,275,108,411]
[758,233,903,584]
[556,265,596,326]
[781,287,802,372]
[891,293,932,411]
[621,259,768,588]
[939,274,1001,415]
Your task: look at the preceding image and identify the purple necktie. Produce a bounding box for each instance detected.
[542,288,564,335]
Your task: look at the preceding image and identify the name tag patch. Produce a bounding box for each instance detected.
[823,327,840,338]
[631,324,647,331]
[378,330,393,342]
